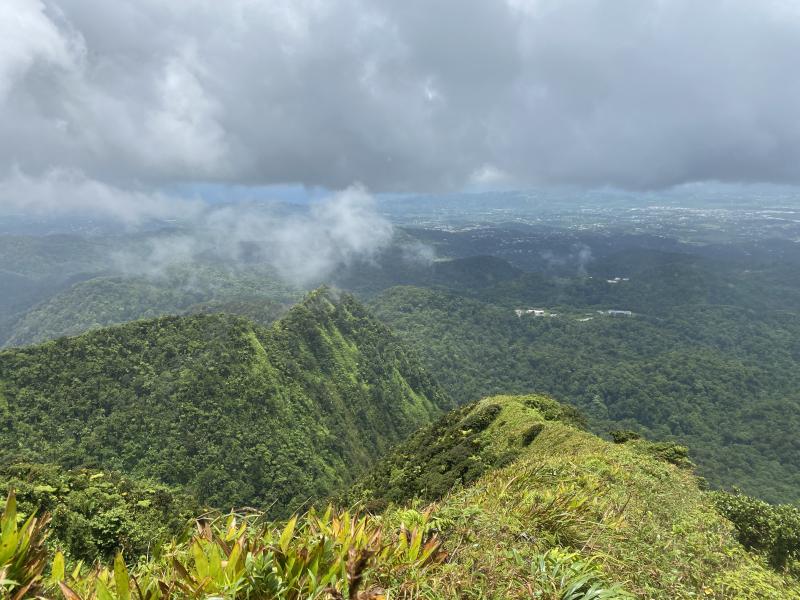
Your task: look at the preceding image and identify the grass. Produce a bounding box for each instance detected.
[373,395,800,599]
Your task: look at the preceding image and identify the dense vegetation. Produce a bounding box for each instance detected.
[0,463,197,564]
[712,490,800,572]
[2,224,800,597]
[0,289,450,513]
[4,395,799,599]
[348,395,800,597]
[0,234,112,342]
[2,490,449,600]
[371,285,800,503]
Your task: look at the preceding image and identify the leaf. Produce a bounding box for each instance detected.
[51,550,66,583]
[58,581,83,600]
[280,515,297,553]
[225,541,242,580]
[95,578,114,600]
[11,580,36,600]
[172,557,194,584]
[114,553,131,600]
[418,537,441,565]
[71,561,84,580]
[2,491,17,541]
[191,541,209,580]
[409,529,423,560]
[208,544,222,581]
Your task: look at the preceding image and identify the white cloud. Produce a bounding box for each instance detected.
[0,168,202,223]
[0,0,76,98]
[111,185,394,285]
[143,47,229,174]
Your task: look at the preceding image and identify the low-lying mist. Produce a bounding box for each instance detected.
[111,186,395,286]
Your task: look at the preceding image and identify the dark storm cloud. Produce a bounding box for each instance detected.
[2,0,800,208]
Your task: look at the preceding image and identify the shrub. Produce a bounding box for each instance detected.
[633,441,694,469]
[460,403,502,432]
[512,548,633,599]
[521,423,544,446]
[712,491,800,571]
[522,395,588,430]
[0,463,198,564]
[608,430,641,444]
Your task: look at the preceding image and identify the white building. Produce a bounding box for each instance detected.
[515,308,547,317]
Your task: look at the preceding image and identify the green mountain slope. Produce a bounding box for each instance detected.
[370,285,800,504]
[2,277,204,347]
[349,395,800,598]
[0,235,110,332]
[0,289,451,513]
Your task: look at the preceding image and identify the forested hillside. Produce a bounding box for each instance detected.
[0,289,450,513]
[0,235,110,335]
[371,286,800,503]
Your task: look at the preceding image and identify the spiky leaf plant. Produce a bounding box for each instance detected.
[54,506,444,600]
[0,490,51,599]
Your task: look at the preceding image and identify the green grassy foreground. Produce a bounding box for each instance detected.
[4,395,798,599]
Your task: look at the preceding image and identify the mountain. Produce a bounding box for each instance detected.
[370,285,800,504]
[2,277,205,347]
[1,253,519,348]
[0,235,109,330]
[0,288,451,513]
[346,393,588,510]
[0,230,308,348]
[333,251,523,297]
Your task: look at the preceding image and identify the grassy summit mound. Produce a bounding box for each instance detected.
[351,395,800,598]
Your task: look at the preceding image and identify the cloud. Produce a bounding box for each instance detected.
[0,0,76,98]
[0,165,393,285]
[113,186,394,285]
[1,0,800,193]
[0,167,202,223]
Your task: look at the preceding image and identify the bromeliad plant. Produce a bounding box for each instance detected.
[45,502,445,599]
[0,490,51,600]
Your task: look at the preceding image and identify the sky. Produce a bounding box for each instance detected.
[2,0,800,223]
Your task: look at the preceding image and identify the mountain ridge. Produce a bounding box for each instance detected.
[0,288,451,513]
